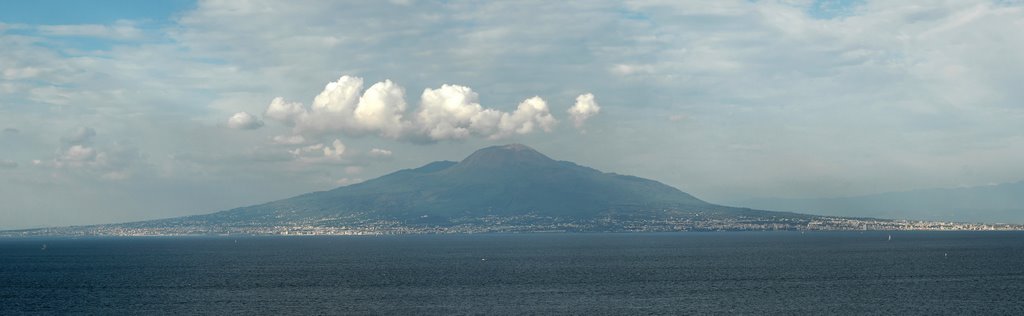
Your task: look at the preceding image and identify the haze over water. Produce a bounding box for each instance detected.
[3,232,1023,314]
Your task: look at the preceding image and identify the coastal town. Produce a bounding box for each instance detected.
[5,214,1021,237]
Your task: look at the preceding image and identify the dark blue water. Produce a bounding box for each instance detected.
[2,232,1023,315]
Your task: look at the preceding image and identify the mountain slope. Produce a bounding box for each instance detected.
[737,181,1024,223]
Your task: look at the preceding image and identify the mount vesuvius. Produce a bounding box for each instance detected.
[184,144,795,224]
[12,144,1001,236]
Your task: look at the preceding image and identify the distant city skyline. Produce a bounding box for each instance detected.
[3,1,1024,229]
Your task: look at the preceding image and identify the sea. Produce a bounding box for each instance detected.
[2,232,1023,315]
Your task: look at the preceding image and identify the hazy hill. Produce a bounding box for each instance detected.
[737,181,1024,223]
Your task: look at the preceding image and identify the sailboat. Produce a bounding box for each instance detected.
[887,235,892,241]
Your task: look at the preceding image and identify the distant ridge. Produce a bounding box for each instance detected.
[737,180,1024,224]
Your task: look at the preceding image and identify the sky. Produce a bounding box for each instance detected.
[2,0,1024,229]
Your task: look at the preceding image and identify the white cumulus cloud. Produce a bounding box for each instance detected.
[265,75,569,142]
[264,97,306,125]
[567,93,600,129]
[415,84,492,140]
[351,80,409,138]
[414,85,558,140]
[280,76,412,138]
[494,96,558,139]
[311,75,363,113]
[227,112,264,129]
